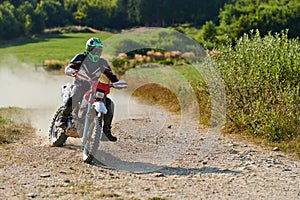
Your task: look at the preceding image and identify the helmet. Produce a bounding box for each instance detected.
[85,37,103,62]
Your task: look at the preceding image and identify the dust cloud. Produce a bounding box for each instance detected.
[0,61,153,137]
[0,62,71,136]
[0,56,170,141]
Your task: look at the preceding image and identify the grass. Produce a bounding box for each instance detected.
[276,137,300,158]
[0,32,113,66]
[132,83,181,113]
[0,107,34,144]
[173,64,211,125]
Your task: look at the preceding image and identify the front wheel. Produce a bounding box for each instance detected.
[82,115,103,163]
[49,106,68,146]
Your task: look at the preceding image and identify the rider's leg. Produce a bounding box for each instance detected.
[58,97,72,128]
[102,97,117,142]
[58,86,83,127]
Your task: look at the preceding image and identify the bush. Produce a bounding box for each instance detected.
[111,49,188,75]
[213,30,300,142]
[43,59,66,71]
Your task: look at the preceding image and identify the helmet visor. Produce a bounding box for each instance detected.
[87,47,102,62]
[87,47,102,56]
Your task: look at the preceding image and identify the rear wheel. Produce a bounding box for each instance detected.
[49,106,68,147]
[82,115,102,163]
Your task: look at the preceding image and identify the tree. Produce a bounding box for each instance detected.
[0,1,21,39]
[17,1,35,35]
[202,20,217,41]
[73,0,117,29]
[39,0,69,28]
[109,0,131,29]
[32,3,46,34]
[218,0,300,39]
[127,0,140,25]
[2,0,27,8]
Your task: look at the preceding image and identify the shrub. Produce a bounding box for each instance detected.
[213,30,300,142]
[111,49,188,74]
[43,59,66,71]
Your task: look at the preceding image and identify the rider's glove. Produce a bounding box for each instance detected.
[112,80,128,89]
[65,67,77,77]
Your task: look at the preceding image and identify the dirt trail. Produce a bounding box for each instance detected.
[0,111,299,199]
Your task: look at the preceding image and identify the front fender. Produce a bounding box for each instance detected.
[92,101,107,115]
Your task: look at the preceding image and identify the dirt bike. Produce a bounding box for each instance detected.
[49,69,127,163]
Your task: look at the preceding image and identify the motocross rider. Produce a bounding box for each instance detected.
[59,37,121,142]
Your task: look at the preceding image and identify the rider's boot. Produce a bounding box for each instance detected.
[101,98,117,142]
[58,98,72,128]
[102,127,117,142]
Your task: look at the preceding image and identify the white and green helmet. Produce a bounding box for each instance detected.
[85,37,103,62]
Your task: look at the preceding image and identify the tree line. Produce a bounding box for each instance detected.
[217,0,300,40]
[0,0,228,39]
[0,0,299,41]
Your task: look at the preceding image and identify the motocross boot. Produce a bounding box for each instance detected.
[102,127,117,142]
[101,98,117,142]
[58,98,73,128]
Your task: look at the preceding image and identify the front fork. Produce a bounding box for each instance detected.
[81,92,107,145]
[82,92,93,145]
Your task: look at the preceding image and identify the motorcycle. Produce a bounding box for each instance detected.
[49,69,127,163]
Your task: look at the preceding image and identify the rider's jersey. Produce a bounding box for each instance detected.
[66,53,119,83]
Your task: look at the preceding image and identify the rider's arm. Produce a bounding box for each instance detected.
[100,58,119,82]
[103,66,119,83]
[65,54,85,77]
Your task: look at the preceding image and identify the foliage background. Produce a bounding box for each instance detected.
[0,0,299,42]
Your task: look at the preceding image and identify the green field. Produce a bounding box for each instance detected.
[0,33,113,66]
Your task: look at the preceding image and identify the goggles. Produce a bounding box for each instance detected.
[87,47,102,55]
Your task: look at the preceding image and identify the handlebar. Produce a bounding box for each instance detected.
[111,80,128,89]
[77,70,128,89]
